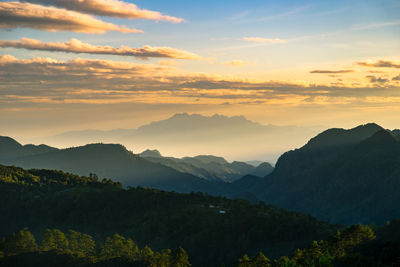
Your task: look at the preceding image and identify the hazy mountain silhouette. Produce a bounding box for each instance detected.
[139,150,273,182]
[0,136,56,161]
[31,113,321,162]
[245,160,264,167]
[242,123,400,224]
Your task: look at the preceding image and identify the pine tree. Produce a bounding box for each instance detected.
[237,254,252,267]
[101,233,139,259]
[41,229,69,252]
[67,230,95,256]
[0,228,38,256]
[171,246,191,267]
[253,252,271,267]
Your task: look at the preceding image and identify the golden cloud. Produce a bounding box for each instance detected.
[0,1,141,33]
[0,38,202,60]
[310,70,354,74]
[366,75,389,84]
[357,60,400,68]
[22,0,184,23]
[0,54,399,106]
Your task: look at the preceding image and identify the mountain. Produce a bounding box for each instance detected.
[243,123,400,225]
[245,160,264,167]
[0,138,218,193]
[0,163,338,266]
[139,150,273,182]
[139,149,162,158]
[251,162,274,177]
[0,136,272,194]
[392,129,400,138]
[30,113,321,163]
[0,136,56,161]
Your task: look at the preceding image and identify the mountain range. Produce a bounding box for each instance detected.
[1,122,400,225]
[25,113,321,163]
[138,149,273,182]
[0,136,273,193]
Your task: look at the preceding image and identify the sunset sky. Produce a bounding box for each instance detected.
[1,0,400,139]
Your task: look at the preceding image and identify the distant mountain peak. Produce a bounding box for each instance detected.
[190,155,228,165]
[139,149,162,158]
[167,113,252,123]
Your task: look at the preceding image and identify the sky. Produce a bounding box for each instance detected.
[0,0,400,142]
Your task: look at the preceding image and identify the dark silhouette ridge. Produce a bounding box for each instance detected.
[242,123,400,225]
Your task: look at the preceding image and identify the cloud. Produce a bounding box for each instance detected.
[357,60,400,68]
[0,1,141,33]
[223,60,249,67]
[0,38,202,60]
[392,75,400,81]
[366,75,389,84]
[158,60,180,66]
[0,54,399,107]
[310,70,354,74]
[243,37,287,44]
[22,0,184,23]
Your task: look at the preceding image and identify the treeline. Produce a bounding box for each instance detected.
[0,164,120,188]
[2,223,399,266]
[236,223,400,266]
[0,228,190,267]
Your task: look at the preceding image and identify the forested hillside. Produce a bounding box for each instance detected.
[244,124,400,225]
[0,164,336,266]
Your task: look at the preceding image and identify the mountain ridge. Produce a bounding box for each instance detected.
[242,123,400,225]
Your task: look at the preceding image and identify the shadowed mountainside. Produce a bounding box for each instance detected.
[243,123,400,225]
[139,150,273,182]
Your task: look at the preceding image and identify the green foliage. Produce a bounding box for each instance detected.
[171,246,190,267]
[253,252,271,267]
[0,163,336,266]
[67,230,95,257]
[101,233,139,259]
[274,256,296,267]
[0,228,38,256]
[236,224,383,267]
[0,164,121,188]
[153,249,172,267]
[237,253,271,267]
[237,254,252,267]
[327,224,375,259]
[0,228,187,266]
[42,229,69,252]
[289,224,375,266]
